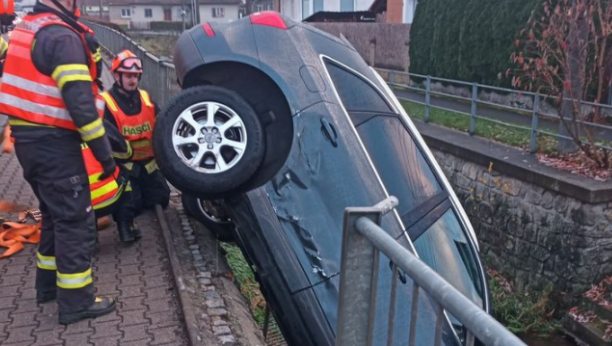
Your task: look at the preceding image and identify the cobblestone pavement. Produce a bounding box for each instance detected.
[0,153,189,346]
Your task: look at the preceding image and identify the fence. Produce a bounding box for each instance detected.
[84,20,181,107]
[376,69,612,154]
[337,196,528,346]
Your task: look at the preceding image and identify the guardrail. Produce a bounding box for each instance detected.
[84,20,181,107]
[376,69,612,154]
[337,196,528,346]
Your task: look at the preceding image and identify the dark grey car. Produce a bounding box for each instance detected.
[154,12,489,346]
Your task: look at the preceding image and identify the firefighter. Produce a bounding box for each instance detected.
[98,50,170,241]
[0,0,116,324]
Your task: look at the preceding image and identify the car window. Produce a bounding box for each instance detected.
[355,115,443,215]
[325,61,393,114]
[413,209,484,308]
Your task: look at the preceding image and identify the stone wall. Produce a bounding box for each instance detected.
[430,149,612,301]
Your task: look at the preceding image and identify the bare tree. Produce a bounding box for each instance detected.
[510,0,612,168]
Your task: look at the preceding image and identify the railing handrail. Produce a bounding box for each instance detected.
[337,196,528,346]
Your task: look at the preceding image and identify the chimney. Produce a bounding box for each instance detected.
[386,0,403,23]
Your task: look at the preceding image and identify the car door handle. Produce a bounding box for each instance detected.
[320,118,338,147]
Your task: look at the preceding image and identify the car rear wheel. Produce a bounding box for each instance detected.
[181,194,234,242]
[154,85,265,198]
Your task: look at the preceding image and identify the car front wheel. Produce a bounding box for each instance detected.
[154,85,265,198]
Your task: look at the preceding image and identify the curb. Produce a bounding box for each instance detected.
[156,204,201,346]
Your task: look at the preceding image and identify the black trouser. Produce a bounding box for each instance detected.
[94,180,135,223]
[14,136,95,314]
[113,161,170,221]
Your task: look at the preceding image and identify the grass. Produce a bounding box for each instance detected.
[220,242,268,325]
[400,100,565,153]
[132,35,177,58]
[488,271,561,337]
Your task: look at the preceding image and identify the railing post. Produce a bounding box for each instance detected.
[530,94,540,154]
[469,83,477,135]
[425,76,431,123]
[336,207,383,346]
[390,70,395,85]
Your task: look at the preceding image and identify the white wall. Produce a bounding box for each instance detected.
[198,4,240,23]
[280,0,375,21]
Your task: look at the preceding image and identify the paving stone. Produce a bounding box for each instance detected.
[4,325,36,344]
[218,334,237,345]
[17,288,37,301]
[118,285,144,299]
[90,336,119,346]
[120,338,153,346]
[1,285,22,297]
[119,297,145,312]
[0,309,14,323]
[149,326,181,345]
[32,329,63,345]
[60,332,93,346]
[213,326,232,335]
[208,309,228,317]
[10,312,38,328]
[118,309,147,327]
[144,275,168,289]
[120,323,150,342]
[146,311,181,328]
[15,299,39,313]
[120,274,142,287]
[61,320,93,336]
[206,299,225,309]
[91,320,121,339]
[90,309,121,324]
[0,297,16,310]
[119,264,141,276]
[146,299,171,314]
[34,312,60,332]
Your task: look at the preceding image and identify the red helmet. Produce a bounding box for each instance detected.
[111,50,143,74]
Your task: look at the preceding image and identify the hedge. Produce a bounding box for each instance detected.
[409,0,540,86]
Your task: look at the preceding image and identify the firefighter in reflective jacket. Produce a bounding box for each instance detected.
[98,50,170,242]
[0,0,116,324]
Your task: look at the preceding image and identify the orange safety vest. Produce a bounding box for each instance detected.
[0,0,14,15]
[0,13,98,130]
[99,90,156,161]
[81,143,123,210]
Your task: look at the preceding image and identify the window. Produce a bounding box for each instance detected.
[313,0,323,13]
[340,0,354,11]
[144,8,152,18]
[121,8,131,18]
[212,7,225,18]
[325,61,393,114]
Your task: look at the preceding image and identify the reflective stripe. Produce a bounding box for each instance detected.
[51,64,92,90]
[9,118,53,127]
[100,92,118,112]
[91,180,118,200]
[141,90,153,107]
[57,268,93,289]
[93,48,102,62]
[0,37,8,57]
[0,93,71,120]
[145,160,158,173]
[36,252,57,271]
[125,181,132,192]
[123,162,134,171]
[93,184,124,210]
[88,172,103,184]
[113,141,132,159]
[2,73,62,98]
[78,118,105,142]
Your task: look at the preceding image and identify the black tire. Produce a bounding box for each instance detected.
[154,85,265,198]
[182,194,234,242]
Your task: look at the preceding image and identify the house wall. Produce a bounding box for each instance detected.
[198,4,240,23]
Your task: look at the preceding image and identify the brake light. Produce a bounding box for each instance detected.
[202,22,215,36]
[250,11,287,30]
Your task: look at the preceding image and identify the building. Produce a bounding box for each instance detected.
[280,0,417,23]
[198,0,242,23]
[107,0,241,28]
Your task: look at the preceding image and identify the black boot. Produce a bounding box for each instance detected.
[117,221,136,243]
[58,296,116,325]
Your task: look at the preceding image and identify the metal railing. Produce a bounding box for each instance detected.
[336,196,528,346]
[376,68,612,154]
[84,20,181,107]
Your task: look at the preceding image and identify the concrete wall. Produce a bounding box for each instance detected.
[199,4,240,23]
[309,22,410,71]
[431,149,612,303]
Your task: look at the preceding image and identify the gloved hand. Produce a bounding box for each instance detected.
[98,158,117,181]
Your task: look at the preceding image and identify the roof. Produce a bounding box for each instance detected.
[369,0,386,13]
[303,11,376,23]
